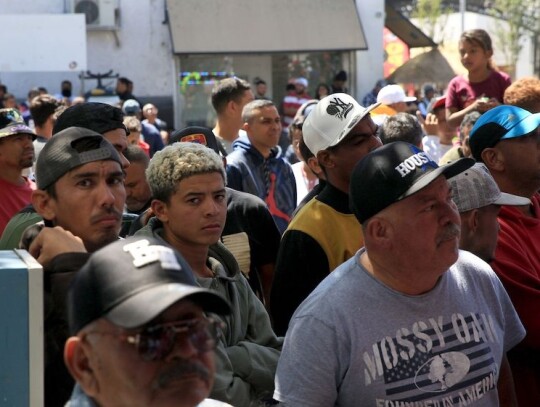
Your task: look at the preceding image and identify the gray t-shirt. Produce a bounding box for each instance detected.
[274,249,525,407]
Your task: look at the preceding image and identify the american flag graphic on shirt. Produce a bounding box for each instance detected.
[363,312,500,406]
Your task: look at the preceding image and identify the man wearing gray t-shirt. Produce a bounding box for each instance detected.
[274,142,525,407]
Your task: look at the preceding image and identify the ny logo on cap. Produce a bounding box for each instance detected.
[123,239,182,270]
[326,97,353,120]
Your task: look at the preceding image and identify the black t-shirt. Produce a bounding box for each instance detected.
[223,188,281,296]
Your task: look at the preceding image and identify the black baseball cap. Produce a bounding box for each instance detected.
[53,102,128,135]
[350,142,474,223]
[169,126,222,155]
[68,236,231,334]
[35,127,122,190]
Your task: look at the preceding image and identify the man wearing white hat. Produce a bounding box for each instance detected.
[270,93,381,335]
[371,84,417,125]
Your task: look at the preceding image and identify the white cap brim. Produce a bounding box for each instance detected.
[493,192,530,206]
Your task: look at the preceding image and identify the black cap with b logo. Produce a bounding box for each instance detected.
[68,237,231,334]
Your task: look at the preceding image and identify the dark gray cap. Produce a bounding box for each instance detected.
[35,126,122,190]
[68,236,231,334]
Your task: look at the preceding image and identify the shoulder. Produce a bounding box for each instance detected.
[226,187,266,209]
[492,70,511,82]
[198,400,234,407]
[449,250,500,287]
[293,256,360,315]
[225,149,248,164]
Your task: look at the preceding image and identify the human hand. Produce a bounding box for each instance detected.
[473,97,499,113]
[423,113,439,135]
[29,226,86,267]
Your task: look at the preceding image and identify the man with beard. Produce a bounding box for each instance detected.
[0,108,36,235]
[274,142,524,406]
[64,236,233,407]
[0,102,130,250]
[29,126,126,406]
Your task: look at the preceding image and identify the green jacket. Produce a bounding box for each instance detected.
[136,218,283,407]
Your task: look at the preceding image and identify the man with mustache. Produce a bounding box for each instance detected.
[64,236,233,407]
[29,126,126,406]
[0,102,130,250]
[0,108,36,235]
[274,142,525,406]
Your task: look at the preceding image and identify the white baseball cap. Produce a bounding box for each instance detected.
[448,163,530,212]
[377,84,417,105]
[294,77,309,88]
[302,93,380,154]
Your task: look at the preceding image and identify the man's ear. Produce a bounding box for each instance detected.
[64,337,100,397]
[151,199,168,222]
[460,210,479,237]
[31,189,56,221]
[307,156,323,177]
[316,150,335,169]
[242,121,250,132]
[364,216,392,249]
[480,147,504,172]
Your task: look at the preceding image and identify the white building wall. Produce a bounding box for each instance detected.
[0,0,173,99]
[354,0,385,103]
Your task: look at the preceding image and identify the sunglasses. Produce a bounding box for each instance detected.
[86,317,223,362]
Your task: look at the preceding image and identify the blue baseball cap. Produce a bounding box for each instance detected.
[469,105,540,161]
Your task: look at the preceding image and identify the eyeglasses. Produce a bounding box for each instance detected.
[85,317,223,362]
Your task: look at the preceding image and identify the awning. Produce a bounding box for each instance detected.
[387,47,456,84]
[166,0,367,54]
[385,5,436,48]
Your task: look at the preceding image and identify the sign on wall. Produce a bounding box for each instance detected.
[383,28,410,78]
[0,14,87,72]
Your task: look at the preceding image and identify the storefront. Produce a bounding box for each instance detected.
[166,0,367,128]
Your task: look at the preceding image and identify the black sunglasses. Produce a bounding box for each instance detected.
[85,317,223,362]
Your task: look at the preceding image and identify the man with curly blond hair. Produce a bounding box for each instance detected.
[136,142,282,407]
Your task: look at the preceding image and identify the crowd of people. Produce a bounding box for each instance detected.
[0,27,539,407]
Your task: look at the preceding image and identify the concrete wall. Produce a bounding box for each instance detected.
[354,0,386,103]
[0,0,173,99]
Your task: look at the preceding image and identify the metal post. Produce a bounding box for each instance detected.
[460,0,466,32]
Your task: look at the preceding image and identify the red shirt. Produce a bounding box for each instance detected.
[491,193,540,406]
[0,176,35,235]
[445,70,511,111]
[138,140,150,156]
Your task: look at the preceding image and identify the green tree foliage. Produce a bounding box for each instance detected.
[486,0,540,75]
[411,0,452,44]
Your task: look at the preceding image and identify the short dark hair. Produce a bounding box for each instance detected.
[242,99,276,123]
[379,113,423,147]
[30,95,61,127]
[117,77,131,86]
[298,135,314,163]
[459,111,481,141]
[124,144,149,167]
[211,77,251,114]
